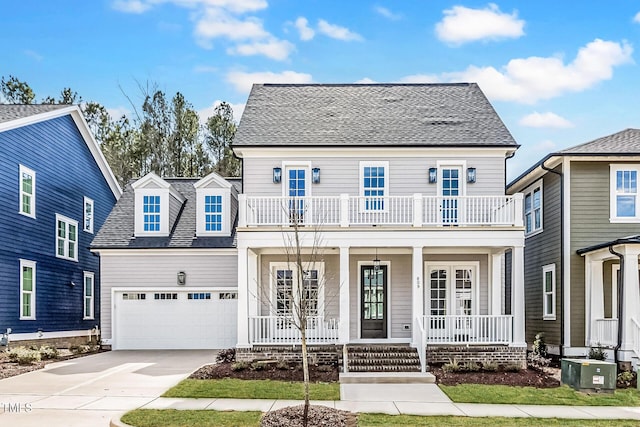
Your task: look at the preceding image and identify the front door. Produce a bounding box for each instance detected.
[361,265,387,339]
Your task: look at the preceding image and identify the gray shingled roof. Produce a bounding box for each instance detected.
[91,179,236,249]
[558,128,640,154]
[0,104,70,124]
[234,83,517,147]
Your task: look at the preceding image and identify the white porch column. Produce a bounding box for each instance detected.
[237,246,249,347]
[511,246,526,346]
[586,256,604,346]
[620,247,640,357]
[490,252,503,316]
[339,246,350,344]
[412,246,424,345]
[247,250,259,317]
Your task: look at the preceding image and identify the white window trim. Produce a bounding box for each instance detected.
[269,262,325,317]
[196,189,231,236]
[356,260,392,339]
[19,164,36,218]
[609,164,640,223]
[83,271,95,320]
[19,259,36,320]
[543,263,556,320]
[523,180,543,237]
[55,214,78,262]
[436,160,467,197]
[424,261,480,316]
[83,197,94,233]
[359,161,389,212]
[134,190,169,236]
[281,161,312,198]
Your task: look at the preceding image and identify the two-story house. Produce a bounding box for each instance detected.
[91,172,240,350]
[0,105,121,346]
[508,128,640,367]
[233,83,527,370]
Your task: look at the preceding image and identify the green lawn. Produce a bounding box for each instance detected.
[121,410,640,427]
[441,384,640,406]
[162,378,340,400]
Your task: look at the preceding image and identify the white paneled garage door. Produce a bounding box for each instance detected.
[113,289,237,350]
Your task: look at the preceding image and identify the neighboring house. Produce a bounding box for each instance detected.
[90,172,239,350]
[232,83,527,368]
[0,104,121,346]
[507,128,640,365]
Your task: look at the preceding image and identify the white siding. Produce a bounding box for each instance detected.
[99,250,237,341]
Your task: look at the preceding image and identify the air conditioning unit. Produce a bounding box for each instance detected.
[561,359,616,392]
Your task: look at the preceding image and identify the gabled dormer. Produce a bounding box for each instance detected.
[132,172,185,237]
[194,172,236,237]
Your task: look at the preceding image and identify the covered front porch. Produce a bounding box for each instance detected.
[580,237,640,363]
[236,230,526,370]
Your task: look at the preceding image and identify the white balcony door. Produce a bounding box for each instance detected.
[285,166,309,224]
[440,166,463,224]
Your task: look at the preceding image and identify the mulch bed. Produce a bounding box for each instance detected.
[190,361,339,382]
[261,405,356,427]
[0,348,105,380]
[432,365,560,388]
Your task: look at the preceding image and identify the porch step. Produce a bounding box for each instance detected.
[340,372,436,384]
[340,345,423,373]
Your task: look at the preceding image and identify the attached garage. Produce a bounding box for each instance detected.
[112,288,237,350]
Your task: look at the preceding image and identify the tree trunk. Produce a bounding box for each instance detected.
[301,323,310,427]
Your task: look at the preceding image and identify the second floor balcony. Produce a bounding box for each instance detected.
[238,193,524,228]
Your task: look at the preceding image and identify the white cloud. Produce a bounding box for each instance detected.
[111,0,151,13]
[519,112,574,129]
[435,3,525,45]
[397,74,441,83]
[434,38,633,104]
[355,77,377,84]
[634,12,640,23]
[111,0,267,14]
[317,19,363,41]
[226,70,313,93]
[194,9,268,45]
[533,139,557,152]
[198,100,245,124]
[374,6,402,21]
[228,39,295,61]
[106,106,132,121]
[193,65,218,73]
[295,17,315,41]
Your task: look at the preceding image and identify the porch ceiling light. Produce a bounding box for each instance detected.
[273,167,282,183]
[467,167,477,184]
[429,167,437,184]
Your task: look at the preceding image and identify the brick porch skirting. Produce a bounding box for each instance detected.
[236,345,340,365]
[427,345,527,368]
[7,335,98,350]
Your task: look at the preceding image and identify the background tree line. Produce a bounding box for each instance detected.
[1,75,240,186]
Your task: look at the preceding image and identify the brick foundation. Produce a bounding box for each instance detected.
[236,345,340,365]
[6,335,98,350]
[427,345,527,368]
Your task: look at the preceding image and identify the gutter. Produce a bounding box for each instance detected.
[608,245,624,365]
[540,159,564,357]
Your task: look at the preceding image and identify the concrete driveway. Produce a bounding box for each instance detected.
[0,350,215,427]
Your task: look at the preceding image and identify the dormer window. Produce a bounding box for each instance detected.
[205,195,223,232]
[195,172,234,236]
[132,173,185,237]
[143,195,161,231]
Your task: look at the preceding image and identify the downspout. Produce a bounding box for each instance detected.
[541,158,564,357]
[608,245,623,365]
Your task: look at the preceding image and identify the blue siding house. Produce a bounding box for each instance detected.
[0,105,121,345]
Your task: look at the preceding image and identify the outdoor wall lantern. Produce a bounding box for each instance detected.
[373,248,381,272]
[177,271,186,286]
[312,167,321,184]
[273,167,282,183]
[428,167,437,184]
[467,167,477,184]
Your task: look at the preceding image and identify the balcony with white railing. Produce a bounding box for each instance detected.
[424,315,514,345]
[249,316,340,345]
[590,318,618,348]
[239,193,524,228]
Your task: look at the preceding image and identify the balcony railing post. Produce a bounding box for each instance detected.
[513,193,524,227]
[340,194,349,227]
[238,194,247,227]
[413,193,423,227]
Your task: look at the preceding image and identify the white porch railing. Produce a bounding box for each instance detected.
[424,315,513,344]
[631,318,640,358]
[240,194,523,228]
[590,318,618,348]
[414,316,427,372]
[249,316,339,344]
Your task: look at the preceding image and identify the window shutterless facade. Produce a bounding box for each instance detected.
[610,165,640,222]
[56,214,78,261]
[20,259,36,320]
[83,197,94,233]
[523,181,543,235]
[542,264,556,320]
[83,272,94,319]
[19,165,36,218]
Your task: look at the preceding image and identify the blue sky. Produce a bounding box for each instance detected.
[2,1,640,179]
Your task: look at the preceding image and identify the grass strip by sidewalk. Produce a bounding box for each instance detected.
[162,378,340,400]
[121,410,640,427]
[440,384,640,406]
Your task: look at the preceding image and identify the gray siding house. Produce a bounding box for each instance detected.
[508,128,640,366]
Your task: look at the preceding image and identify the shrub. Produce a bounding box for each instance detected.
[69,345,91,355]
[460,361,480,372]
[481,359,499,372]
[250,361,265,371]
[231,361,249,371]
[216,348,236,364]
[442,358,461,373]
[588,345,607,361]
[502,362,522,372]
[8,347,41,365]
[317,364,334,372]
[532,332,548,357]
[276,359,289,370]
[528,332,551,369]
[38,345,59,360]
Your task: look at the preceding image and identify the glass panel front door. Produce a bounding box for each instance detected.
[361,265,387,338]
[441,167,461,224]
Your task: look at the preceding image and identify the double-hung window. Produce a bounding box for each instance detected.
[272,263,324,318]
[19,165,36,218]
[83,197,94,233]
[143,195,161,231]
[360,162,388,211]
[83,272,94,319]
[204,195,223,231]
[611,165,640,221]
[20,260,36,320]
[56,214,78,261]
[524,182,542,235]
[542,264,556,320]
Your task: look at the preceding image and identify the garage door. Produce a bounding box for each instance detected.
[113,289,237,350]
